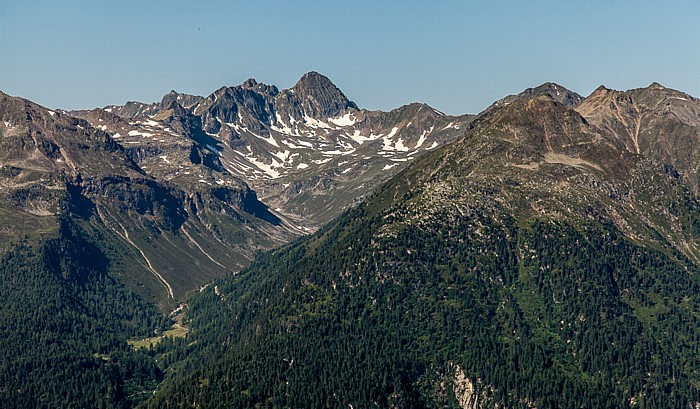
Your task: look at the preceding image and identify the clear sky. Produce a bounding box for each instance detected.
[1,0,699,115]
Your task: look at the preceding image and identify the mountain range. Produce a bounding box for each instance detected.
[0,72,471,306]
[1,75,700,407]
[145,81,700,408]
[72,71,473,229]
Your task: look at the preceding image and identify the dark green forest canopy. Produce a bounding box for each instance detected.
[0,218,166,408]
[145,199,700,408]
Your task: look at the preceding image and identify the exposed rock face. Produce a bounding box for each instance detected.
[13,78,700,308]
[287,71,358,118]
[160,90,204,110]
[576,83,700,193]
[452,365,480,409]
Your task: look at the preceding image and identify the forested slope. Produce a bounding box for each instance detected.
[0,218,166,408]
[144,91,700,408]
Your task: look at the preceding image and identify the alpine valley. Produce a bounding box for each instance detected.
[1,74,700,408]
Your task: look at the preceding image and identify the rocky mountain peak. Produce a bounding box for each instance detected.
[530,82,584,107]
[291,71,359,118]
[575,82,700,193]
[488,82,583,113]
[160,90,203,110]
[590,85,612,96]
[241,78,258,88]
[239,78,279,97]
[507,82,583,107]
[70,71,474,232]
[293,71,335,90]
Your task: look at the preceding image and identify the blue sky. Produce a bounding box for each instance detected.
[1,1,699,115]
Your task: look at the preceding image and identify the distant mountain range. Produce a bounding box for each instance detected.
[71,72,473,228]
[0,72,472,304]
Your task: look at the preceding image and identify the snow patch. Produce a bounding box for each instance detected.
[281,140,304,149]
[414,126,433,149]
[394,138,410,152]
[296,139,314,148]
[442,122,459,130]
[380,127,403,151]
[322,150,347,156]
[126,129,154,137]
[296,163,309,169]
[347,129,382,145]
[251,131,280,147]
[206,144,220,154]
[273,150,291,163]
[231,122,281,148]
[329,113,356,127]
[272,113,299,135]
[303,115,332,129]
[48,111,55,117]
[234,150,281,178]
[383,163,399,170]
